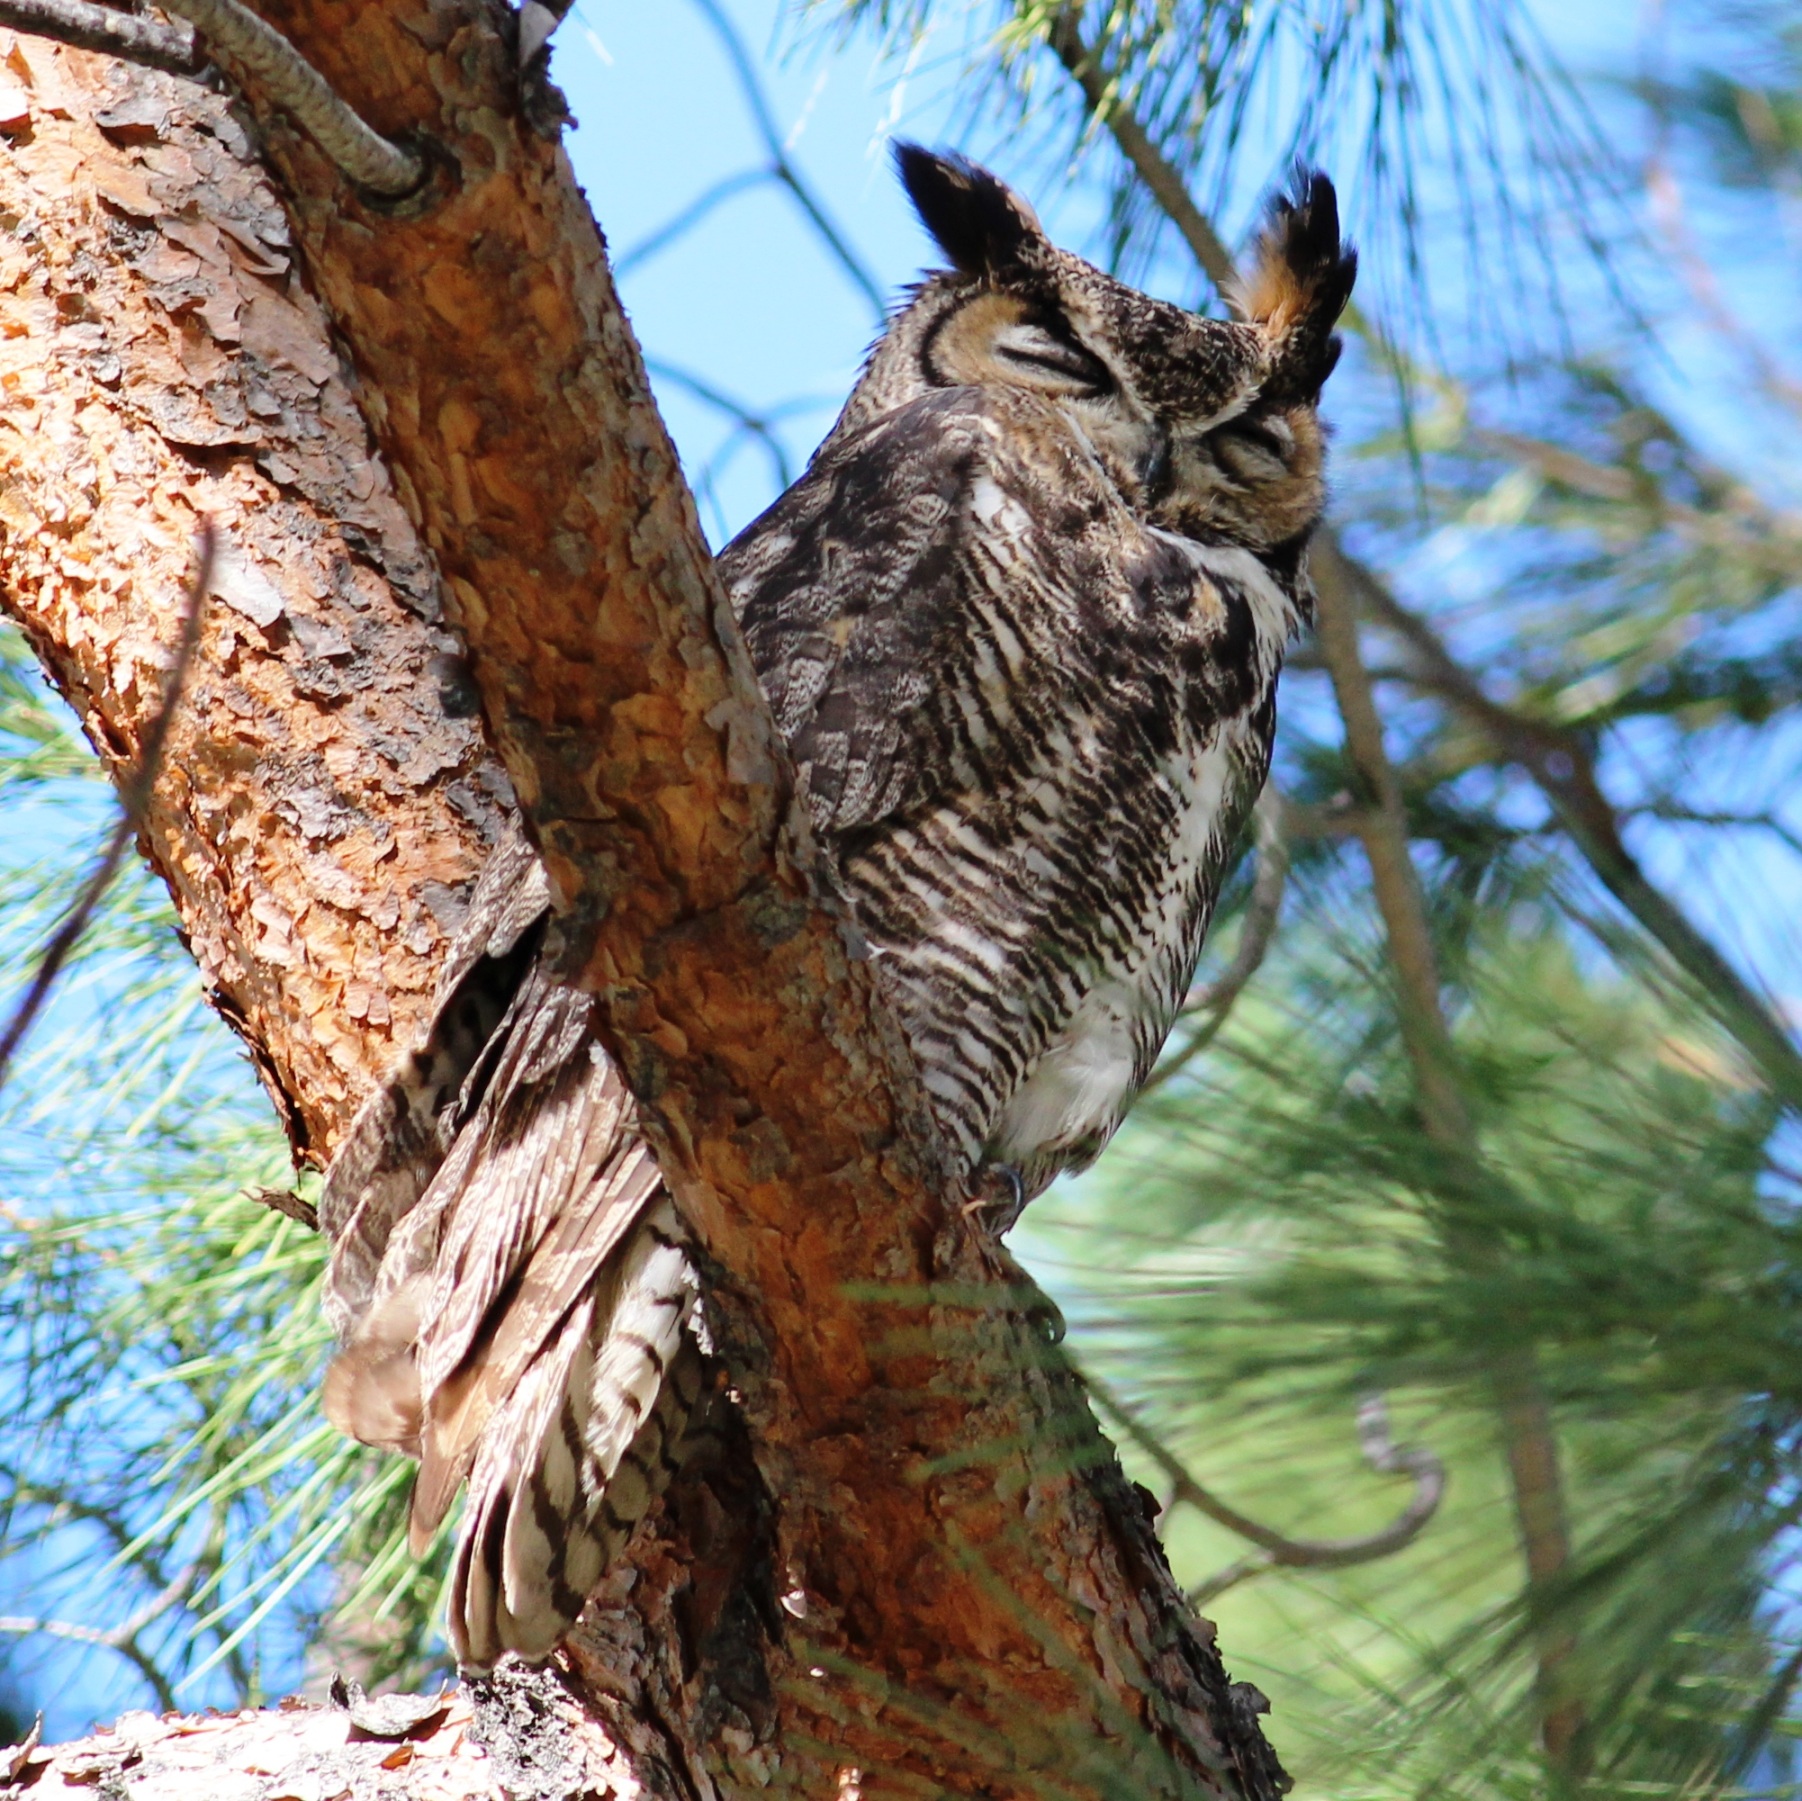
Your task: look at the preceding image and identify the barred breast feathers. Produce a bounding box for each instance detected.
[723,148,1349,1203]
[723,384,1297,1194]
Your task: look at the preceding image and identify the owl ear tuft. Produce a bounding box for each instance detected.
[894,143,1046,279]
[1231,168,1358,397]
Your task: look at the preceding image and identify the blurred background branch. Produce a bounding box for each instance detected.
[1088,1373,1446,1589]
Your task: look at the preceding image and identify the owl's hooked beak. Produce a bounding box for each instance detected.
[1139,431,1173,507]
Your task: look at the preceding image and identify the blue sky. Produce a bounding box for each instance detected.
[566,1,954,542]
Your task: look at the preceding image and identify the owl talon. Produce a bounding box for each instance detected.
[962,1163,1028,1238]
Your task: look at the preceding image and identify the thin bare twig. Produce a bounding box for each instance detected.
[1085,1375,1444,1599]
[0,1615,129,1649]
[644,357,804,494]
[0,1557,193,1711]
[1644,152,1802,422]
[1632,803,1802,860]
[0,1615,178,1712]
[1467,427,1802,580]
[687,0,885,321]
[613,167,772,280]
[0,521,214,1092]
[1184,789,1290,1016]
[155,0,422,195]
[0,0,199,75]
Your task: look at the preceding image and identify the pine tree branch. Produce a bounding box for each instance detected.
[157,0,423,194]
[0,0,425,192]
[0,1680,567,1797]
[0,28,1287,1796]
[1311,547,1588,1780]
[0,0,198,74]
[1044,9,1236,295]
[1318,539,1802,1113]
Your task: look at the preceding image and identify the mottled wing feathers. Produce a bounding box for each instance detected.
[725,393,990,837]
[410,976,611,1400]
[404,988,660,1545]
[411,1135,660,1535]
[319,821,705,1669]
[318,823,550,1339]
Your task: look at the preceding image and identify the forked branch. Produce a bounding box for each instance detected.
[1086,1377,1444,1602]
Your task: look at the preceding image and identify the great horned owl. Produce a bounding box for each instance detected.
[318,148,1353,1669]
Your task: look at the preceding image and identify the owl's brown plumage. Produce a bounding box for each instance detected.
[729,147,1353,1197]
[318,148,1352,1667]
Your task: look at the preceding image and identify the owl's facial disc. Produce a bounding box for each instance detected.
[926,292,1112,397]
[1158,402,1327,549]
[884,144,1351,546]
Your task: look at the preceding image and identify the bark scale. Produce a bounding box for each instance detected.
[0,23,1286,1797]
[0,25,501,1155]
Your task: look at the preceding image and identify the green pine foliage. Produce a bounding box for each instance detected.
[1023,907,1800,1795]
[0,623,449,1716]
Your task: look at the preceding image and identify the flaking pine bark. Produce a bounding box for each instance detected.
[0,15,1285,1799]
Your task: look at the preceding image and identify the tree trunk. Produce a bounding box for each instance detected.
[0,19,1287,1798]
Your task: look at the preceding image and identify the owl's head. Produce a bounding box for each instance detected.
[835,146,1355,556]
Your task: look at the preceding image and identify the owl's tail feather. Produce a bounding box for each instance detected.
[402,1116,666,1553]
[1232,169,1357,400]
[319,823,552,1342]
[319,820,710,1668]
[447,1197,710,1669]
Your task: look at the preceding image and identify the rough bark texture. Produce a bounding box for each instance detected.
[0,27,504,1158]
[4,1670,645,1798]
[0,23,1287,1799]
